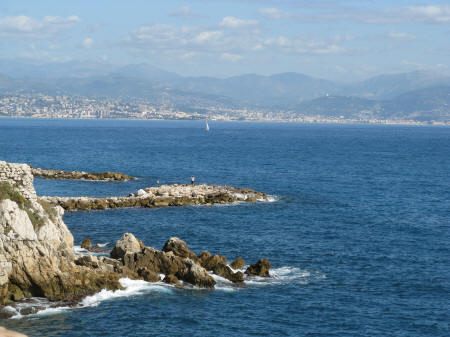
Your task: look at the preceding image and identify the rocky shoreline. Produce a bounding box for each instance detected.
[31,167,136,181]
[0,160,272,318]
[41,184,269,211]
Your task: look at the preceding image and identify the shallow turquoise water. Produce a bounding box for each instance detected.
[0,119,449,336]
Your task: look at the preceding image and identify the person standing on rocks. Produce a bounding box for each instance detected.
[191,176,195,185]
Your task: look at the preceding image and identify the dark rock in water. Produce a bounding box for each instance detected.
[176,258,216,288]
[201,254,227,271]
[123,247,183,276]
[162,237,198,261]
[163,274,180,286]
[213,263,245,283]
[245,258,271,277]
[81,237,91,250]
[230,257,245,270]
[0,309,16,319]
[31,167,136,181]
[110,233,144,260]
[137,268,160,282]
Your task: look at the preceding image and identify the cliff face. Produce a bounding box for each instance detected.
[0,161,120,304]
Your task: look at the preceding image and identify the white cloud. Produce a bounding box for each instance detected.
[219,16,259,29]
[403,5,450,23]
[0,15,80,39]
[263,36,346,55]
[259,5,450,25]
[387,31,416,40]
[82,37,94,48]
[220,53,243,62]
[259,8,288,20]
[121,23,348,61]
[170,6,205,19]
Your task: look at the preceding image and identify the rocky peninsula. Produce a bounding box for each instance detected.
[0,161,271,317]
[41,184,269,211]
[31,167,135,181]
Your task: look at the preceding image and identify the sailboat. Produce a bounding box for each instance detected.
[205,120,210,132]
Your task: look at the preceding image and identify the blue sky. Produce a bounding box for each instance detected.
[1,0,449,80]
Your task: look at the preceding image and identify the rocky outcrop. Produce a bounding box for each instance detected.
[162,237,198,261]
[110,233,144,260]
[0,161,122,305]
[0,160,271,313]
[245,259,271,277]
[31,167,135,181]
[230,257,246,270]
[41,184,269,211]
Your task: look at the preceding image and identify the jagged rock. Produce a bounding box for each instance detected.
[176,258,216,288]
[31,168,135,181]
[81,237,91,250]
[213,263,244,283]
[201,254,227,271]
[0,161,122,305]
[75,255,99,269]
[162,237,198,261]
[123,247,183,275]
[163,274,180,286]
[110,233,144,260]
[40,184,268,211]
[137,268,160,282]
[230,257,246,270]
[245,258,271,277]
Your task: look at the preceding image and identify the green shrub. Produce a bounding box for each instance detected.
[0,182,47,230]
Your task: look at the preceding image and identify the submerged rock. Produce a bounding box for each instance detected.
[213,263,244,283]
[81,237,91,250]
[245,259,271,277]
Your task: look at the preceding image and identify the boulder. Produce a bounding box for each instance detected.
[137,268,160,282]
[110,233,144,260]
[213,263,244,283]
[163,274,181,286]
[75,255,99,269]
[162,237,198,261]
[176,258,216,288]
[230,257,245,270]
[201,254,226,271]
[123,247,183,276]
[81,237,91,250]
[245,258,271,277]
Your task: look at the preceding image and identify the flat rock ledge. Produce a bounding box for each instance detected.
[31,167,135,181]
[41,184,268,211]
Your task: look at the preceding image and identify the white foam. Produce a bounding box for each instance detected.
[73,245,108,256]
[81,278,172,307]
[96,243,108,248]
[257,195,279,202]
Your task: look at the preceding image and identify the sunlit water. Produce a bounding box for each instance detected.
[0,119,449,336]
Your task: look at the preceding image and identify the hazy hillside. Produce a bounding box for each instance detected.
[0,60,449,122]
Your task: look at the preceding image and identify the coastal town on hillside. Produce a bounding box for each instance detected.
[0,94,446,125]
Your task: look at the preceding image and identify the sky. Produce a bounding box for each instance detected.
[0,0,449,80]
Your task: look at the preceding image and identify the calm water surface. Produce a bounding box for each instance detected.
[0,119,449,336]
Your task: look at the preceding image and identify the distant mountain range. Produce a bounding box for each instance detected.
[0,60,449,122]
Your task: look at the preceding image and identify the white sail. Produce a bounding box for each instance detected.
[205,120,210,131]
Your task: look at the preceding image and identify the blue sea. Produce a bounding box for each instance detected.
[0,119,449,336]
